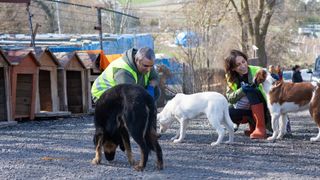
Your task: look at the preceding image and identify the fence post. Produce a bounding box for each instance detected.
[26,3,36,52]
[95,7,103,51]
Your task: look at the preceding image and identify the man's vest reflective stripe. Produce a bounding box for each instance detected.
[91,58,150,100]
[227,65,266,100]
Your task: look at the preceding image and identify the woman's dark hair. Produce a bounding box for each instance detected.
[224,49,248,83]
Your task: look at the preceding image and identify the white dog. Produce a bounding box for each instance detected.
[157,92,235,146]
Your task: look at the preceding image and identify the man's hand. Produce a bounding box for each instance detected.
[146,85,155,98]
[149,80,158,87]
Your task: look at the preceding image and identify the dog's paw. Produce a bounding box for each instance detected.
[233,124,239,132]
[225,140,234,144]
[173,139,182,143]
[310,137,320,141]
[267,136,276,142]
[128,159,135,166]
[156,161,164,170]
[210,142,220,146]
[134,164,144,171]
[170,136,178,141]
[276,133,284,139]
[91,158,101,165]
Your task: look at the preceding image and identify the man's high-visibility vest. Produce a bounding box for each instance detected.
[91,58,150,100]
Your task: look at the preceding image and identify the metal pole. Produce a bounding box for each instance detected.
[26,3,36,52]
[96,8,103,50]
[56,0,61,34]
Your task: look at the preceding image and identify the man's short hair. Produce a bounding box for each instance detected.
[135,47,155,61]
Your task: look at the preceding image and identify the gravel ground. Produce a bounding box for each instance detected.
[0,110,320,179]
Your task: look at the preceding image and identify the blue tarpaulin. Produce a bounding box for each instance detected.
[155,57,183,85]
[48,34,154,55]
[175,31,199,48]
[48,46,82,53]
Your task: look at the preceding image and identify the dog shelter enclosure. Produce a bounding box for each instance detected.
[35,49,71,117]
[55,52,88,114]
[76,51,101,112]
[0,50,15,125]
[7,51,40,120]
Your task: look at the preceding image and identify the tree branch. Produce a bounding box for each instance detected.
[261,0,276,39]
[230,0,243,25]
[242,0,254,37]
[253,0,264,36]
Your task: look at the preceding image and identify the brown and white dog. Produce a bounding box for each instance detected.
[255,69,320,142]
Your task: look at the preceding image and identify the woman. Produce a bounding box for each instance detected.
[224,49,271,139]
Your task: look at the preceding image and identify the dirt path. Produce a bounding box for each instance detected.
[0,110,319,179]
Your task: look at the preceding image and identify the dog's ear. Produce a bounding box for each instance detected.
[273,80,283,87]
[255,69,267,84]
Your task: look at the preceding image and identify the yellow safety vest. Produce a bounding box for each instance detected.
[226,65,266,100]
[91,58,150,100]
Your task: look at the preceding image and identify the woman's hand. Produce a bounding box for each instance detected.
[241,82,256,94]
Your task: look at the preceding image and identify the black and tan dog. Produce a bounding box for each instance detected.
[91,84,163,171]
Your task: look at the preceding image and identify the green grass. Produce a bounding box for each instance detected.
[118,0,159,5]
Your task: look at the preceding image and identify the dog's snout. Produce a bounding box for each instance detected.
[159,124,168,133]
[160,128,165,133]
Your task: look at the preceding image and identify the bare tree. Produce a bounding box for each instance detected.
[178,0,230,93]
[230,0,276,66]
[119,0,132,34]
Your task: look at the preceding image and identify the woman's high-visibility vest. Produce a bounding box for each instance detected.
[226,65,266,100]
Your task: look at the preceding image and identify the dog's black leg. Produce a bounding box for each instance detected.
[146,129,164,170]
[154,141,163,170]
[120,128,134,166]
[132,137,149,171]
[91,133,103,165]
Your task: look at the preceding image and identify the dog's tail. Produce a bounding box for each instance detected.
[223,103,235,130]
[145,95,158,150]
[145,95,157,130]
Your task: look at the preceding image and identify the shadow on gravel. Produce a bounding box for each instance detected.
[0,111,320,179]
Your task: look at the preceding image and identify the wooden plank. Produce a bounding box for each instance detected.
[15,90,32,97]
[35,111,71,118]
[0,86,5,102]
[16,76,34,83]
[0,67,6,121]
[15,106,30,116]
[0,121,17,128]
[16,97,32,104]
[57,71,65,111]
[66,71,83,113]
[16,84,33,92]
[89,75,99,82]
[0,107,6,121]
[68,105,82,114]
[0,96,4,103]
[16,74,32,117]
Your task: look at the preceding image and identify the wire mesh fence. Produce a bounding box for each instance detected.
[0,0,140,35]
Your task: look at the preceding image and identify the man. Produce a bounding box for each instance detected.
[292,65,303,83]
[91,47,160,103]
